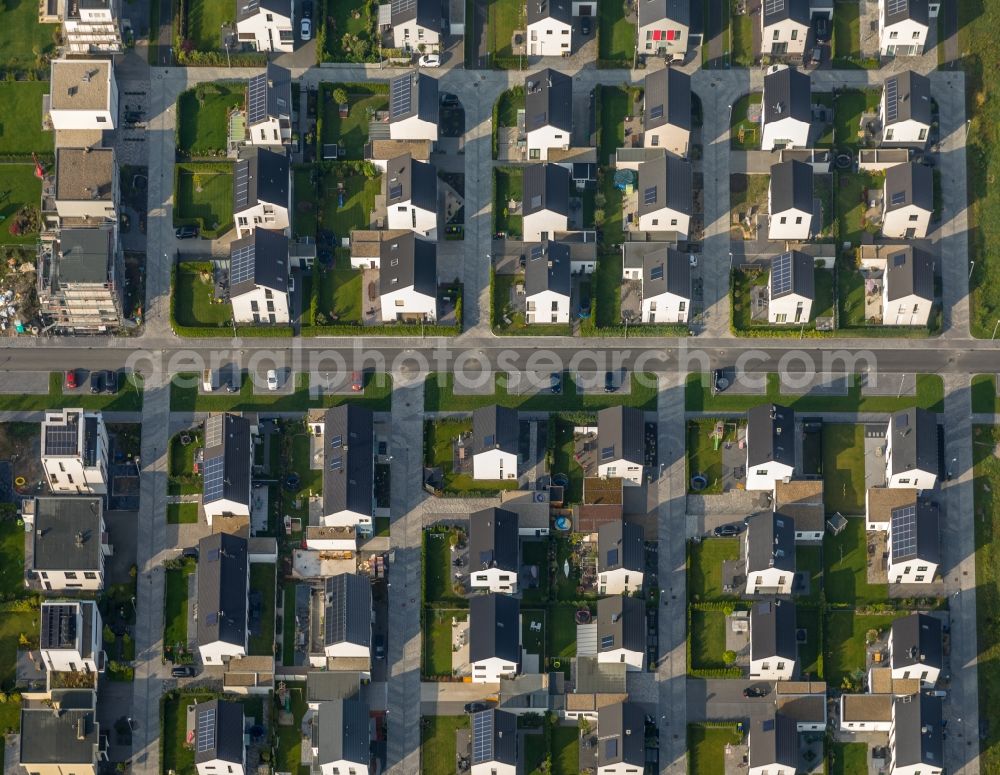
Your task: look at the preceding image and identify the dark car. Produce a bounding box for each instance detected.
[103,370,118,394]
[175,224,199,239]
[714,523,741,537]
[464,701,496,714]
[550,372,562,394]
[89,371,103,394]
[712,368,731,394]
[171,665,195,678]
[374,634,386,660]
[813,16,830,41]
[743,685,769,698]
[580,16,592,35]
[182,546,199,560]
[302,0,313,17]
[65,370,78,390]
[604,371,618,393]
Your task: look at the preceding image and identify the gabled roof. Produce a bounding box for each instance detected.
[883,71,932,127]
[769,251,814,300]
[322,404,374,518]
[596,702,645,768]
[234,147,289,212]
[885,245,934,302]
[597,595,645,654]
[770,160,814,215]
[638,0,691,28]
[746,404,795,469]
[323,573,372,648]
[749,713,799,769]
[525,69,573,133]
[888,407,937,477]
[237,0,291,23]
[643,68,691,133]
[379,233,437,297]
[390,0,439,28]
[891,613,942,671]
[884,162,933,213]
[890,499,940,565]
[892,694,943,769]
[312,698,370,766]
[202,413,252,507]
[230,228,288,296]
[763,65,812,125]
[527,0,572,25]
[523,163,571,217]
[471,709,518,766]
[524,240,572,298]
[641,246,691,301]
[469,507,519,573]
[597,521,644,574]
[385,154,437,212]
[762,0,810,27]
[750,599,797,662]
[389,72,439,125]
[194,699,245,765]
[32,497,104,572]
[597,406,645,468]
[469,593,520,663]
[472,405,519,456]
[746,512,796,574]
[637,154,693,216]
[247,63,292,126]
[196,532,249,648]
[883,0,928,28]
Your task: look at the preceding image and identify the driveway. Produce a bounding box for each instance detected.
[687,678,775,722]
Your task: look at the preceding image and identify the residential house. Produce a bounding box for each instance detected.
[469,593,521,683]
[235,0,294,53]
[744,512,796,595]
[890,694,944,775]
[525,69,573,161]
[839,668,922,732]
[596,595,646,671]
[246,64,292,147]
[62,0,124,54]
[622,243,692,323]
[229,229,290,324]
[234,147,290,239]
[761,65,812,151]
[636,154,693,236]
[472,405,519,480]
[773,479,825,541]
[882,245,934,326]
[389,0,441,52]
[470,709,518,775]
[882,162,933,239]
[526,0,573,56]
[761,0,810,56]
[774,682,828,731]
[312,573,372,666]
[748,714,799,775]
[469,507,520,593]
[880,71,932,147]
[642,67,691,156]
[745,404,796,491]
[378,232,438,322]
[596,702,645,775]
[39,600,104,673]
[749,599,797,680]
[365,139,433,172]
[310,698,371,775]
[385,154,438,239]
[524,240,572,324]
[597,520,645,595]
[865,486,920,531]
[196,532,249,665]
[388,72,440,142]
[885,407,938,489]
[879,0,930,56]
[53,147,119,226]
[194,700,246,775]
[767,250,815,324]
[522,163,571,241]
[636,0,691,60]
[20,690,105,775]
[47,59,118,130]
[201,413,253,524]
[889,613,942,686]
[348,228,411,269]
[768,161,815,241]
[27,497,109,592]
[320,404,375,536]
[41,408,109,494]
[597,406,646,485]
[887,499,940,583]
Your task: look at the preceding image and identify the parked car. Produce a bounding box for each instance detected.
[550,372,562,394]
[182,546,199,560]
[810,45,823,67]
[171,665,195,678]
[712,368,731,394]
[604,371,618,393]
[90,371,103,394]
[300,17,312,40]
[743,685,769,698]
[287,274,295,293]
[103,370,117,394]
[813,15,830,41]
[714,523,741,537]
[65,370,78,390]
[175,224,198,239]
[580,16,592,35]
[351,371,364,392]
[464,701,495,713]
[302,0,313,17]
[266,369,279,391]
[419,54,441,67]
[374,635,386,660]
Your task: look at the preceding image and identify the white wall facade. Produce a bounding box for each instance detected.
[470,567,518,593]
[392,21,441,51]
[37,565,105,592]
[643,124,691,157]
[317,759,370,775]
[324,640,371,661]
[322,509,374,536]
[197,757,246,775]
[248,116,290,146]
[768,290,813,324]
[203,496,251,525]
[472,760,516,775]
[749,764,795,775]
[231,285,290,325]
[882,204,931,239]
[597,457,643,485]
[887,556,938,585]
[744,566,795,595]
[882,290,932,326]
[746,461,795,491]
[389,115,439,142]
[235,202,290,239]
[380,286,437,322]
[749,655,796,680]
[881,117,929,145]
[637,206,690,236]
[526,19,573,56]
[40,604,103,673]
[637,21,689,59]
[641,290,689,323]
[43,456,107,495]
[880,18,927,56]
[523,210,569,242]
[473,448,518,480]
[761,18,808,55]
[387,201,437,239]
[598,567,643,595]
[525,289,571,324]
[199,639,247,666]
[236,13,293,52]
[761,116,810,151]
[471,656,519,683]
[597,647,645,672]
[598,764,643,775]
[527,124,571,161]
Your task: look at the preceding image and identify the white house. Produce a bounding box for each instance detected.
[596,702,646,775]
[642,67,691,156]
[840,693,894,732]
[47,59,118,130]
[883,245,934,326]
[229,229,290,325]
[889,613,942,686]
[62,0,124,55]
[889,694,944,775]
[246,64,292,147]
[596,595,645,671]
[194,700,246,775]
[201,413,253,525]
[40,600,104,673]
[745,404,796,491]
[636,0,691,60]
[748,714,799,775]
[761,0,810,56]
[774,479,825,541]
[744,513,796,595]
[865,486,920,531]
[761,65,812,151]
[524,241,572,324]
[749,599,797,680]
[767,250,815,324]
[472,405,519,480]
[470,593,521,683]
[385,154,438,238]
[234,147,290,239]
[388,72,439,142]
[53,147,119,227]
[41,408,109,495]
[887,499,940,583]
[636,154,693,235]
[310,699,371,775]
[522,163,571,241]
[470,709,518,775]
[389,0,441,52]
[880,71,932,147]
[469,507,520,593]
[196,532,249,666]
[526,0,573,56]
[768,160,815,241]
[882,162,933,238]
[27,497,109,592]
[235,0,293,53]
[885,407,938,489]
[597,520,645,595]
[317,404,375,535]
[525,69,573,161]
[597,406,646,485]
[312,574,372,666]
[621,243,692,324]
[879,0,932,56]
[378,232,438,322]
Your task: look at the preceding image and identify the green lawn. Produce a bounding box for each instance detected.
[796,605,822,679]
[281,582,297,666]
[0,609,39,684]
[552,417,584,505]
[521,608,546,660]
[324,0,378,62]
[170,371,392,412]
[487,0,523,57]
[972,374,999,414]
[176,83,243,155]
[689,724,743,775]
[423,608,462,677]
[423,529,463,604]
[974,424,1000,771]
[836,171,881,246]
[551,725,580,775]
[494,168,523,237]
[730,174,769,220]
[320,84,388,159]
[163,558,196,658]
[731,1,754,67]
[249,563,276,656]
[548,604,578,670]
[173,262,232,328]
[0,164,42,246]
[0,372,142,412]
[832,1,861,62]
[425,419,518,494]
[730,93,763,150]
[598,85,628,165]
[421,716,469,775]
[169,428,202,495]
[0,3,57,71]
[690,609,728,669]
[825,610,903,687]
[311,257,364,325]
[321,167,379,236]
[274,684,310,775]
[598,0,635,62]
[167,503,199,524]
[496,87,524,126]
[0,83,51,155]
[525,732,546,775]
[833,90,881,149]
[823,518,887,605]
[822,424,866,515]
[828,742,868,775]
[183,0,229,50]
[0,515,29,601]
[797,546,823,603]
[175,163,234,237]
[293,167,319,239]
[163,693,217,774]
[689,539,740,602]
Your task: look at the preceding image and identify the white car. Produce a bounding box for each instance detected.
[288,274,295,293]
[418,54,441,67]
[300,18,311,40]
[266,369,279,391]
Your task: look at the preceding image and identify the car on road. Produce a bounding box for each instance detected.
[351,371,364,392]
[266,369,279,391]
[743,685,769,698]
[175,224,198,239]
[103,370,117,394]
[374,634,386,660]
[550,372,562,394]
[65,370,78,390]
[89,371,103,394]
[463,701,495,714]
[300,17,312,40]
[604,371,617,392]
[580,17,592,35]
[714,523,742,537]
[419,54,441,67]
[171,665,196,678]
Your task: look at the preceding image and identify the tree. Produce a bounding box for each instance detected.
[332,87,349,106]
[722,649,737,666]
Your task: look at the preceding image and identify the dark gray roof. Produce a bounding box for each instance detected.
[524,240,572,298]
[763,66,812,125]
[322,404,374,518]
[247,63,292,126]
[471,709,518,766]
[596,702,645,768]
[312,698,370,767]
[32,497,103,572]
[642,246,691,300]
[196,532,248,648]
[885,162,933,213]
[20,693,99,766]
[230,228,288,296]
[885,246,934,302]
[234,147,289,212]
[888,407,937,477]
[750,599,797,662]
[770,251,814,300]
[746,404,795,468]
[770,160,814,215]
[527,0,572,25]
[194,699,245,765]
[597,521,644,574]
[469,507,519,573]
[57,228,114,284]
[892,694,943,769]
[202,413,252,507]
[638,0,691,27]
[379,233,437,297]
[637,154,693,217]
[749,713,799,769]
[597,406,645,467]
[525,69,572,133]
[472,404,518,455]
[469,593,520,663]
[390,0,439,28]
[643,68,691,133]
[41,602,94,653]
[522,163,571,217]
[306,671,361,703]
[389,72,439,124]
[762,0,809,26]
[746,512,796,574]
[891,613,942,671]
[883,71,931,127]
[884,0,928,28]
[597,595,645,654]
[890,500,940,564]
[236,0,290,22]
[323,573,372,648]
[385,154,437,212]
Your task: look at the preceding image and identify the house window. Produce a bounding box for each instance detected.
[885,128,894,140]
[780,216,787,224]
[651,135,659,146]
[795,216,803,224]
[650,301,657,311]
[679,301,686,311]
[551,301,559,311]
[652,219,659,226]
[917,566,928,571]
[918,128,927,140]
[890,30,899,39]
[912,30,921,38]
[777,662,785,670]
[265,288,273,299]
[670,218,677,226]
[791,29,798,40]
[84,572,97,579]
[909,214,919,221]
[772,30,780,40]
[251,300,259,311]
[756,469,768,476]
[266,13,272,20]
[899,478,910,484]
[267,300,275,312]
[395,300,404,306]
[915,575,925,581]
[762,662,770,670]
[529,148,540,159]
[65,572,78,580]
[97,115,107,122]
[775,313,787,323]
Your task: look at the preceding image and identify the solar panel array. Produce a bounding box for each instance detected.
[325,575,347,642]
[601,446,614,460]
[231,241,256,286]
[891,190,906,206]
[388,183,404,201]
[763,0,785,16]
[247,73,268,125]
[392,0,416,14]
[530,245,545,260]
[886,0,908,16]
[605,739,618,758]
[771,252,793,296]
[234,162,250,209]
[45,425,79,455]
[607,548,619,566]
[601,634,614,650]
[643,186,657,205]
[390,76,412,119]
[650,104,664,120]
[762,718,775,732]
[885,77,899,123]
[650,264,664,281]
[330,434,343,448]
[196,707,216,753]
[203,456,226,503]
[472,711,493,763]
[891,504,918,559]
[204,415,224,449]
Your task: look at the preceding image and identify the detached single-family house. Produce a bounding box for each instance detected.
[890,694,944,775]
[522,163,571,242]
[469,593,521,683]
[320,404,375,535]
[883,246,934,326]
[880,71,932,147]
[597,520,645,595]
[27,497,109,592]
[234,147,290,238]
[889,613,942,686]
[378,232,438,322]
[310,698,371,775]
[748,714,799,775]
[768,161,815,241]
[526,0,573,56]
[61,0,124,55]
[596,595,646,671]
[471,709,518,775]
[20,690,105,775]
[389,0,441,52]
[885,407,938,489]
[469,507,520,593]
[596,702,646,775]
[637,0,691,60]
[525,69,573,160]
[888,499,940,583]
[229,229,290,325]
[472,405,519,480]
[622,243,692,323]
[389,72,439,142]
[636,154,693,235]
[744,512,796,595]
[761,65,812,151]
[53,147,119,227]
[196,532,249,665]
[882,162,933,239]
[313,573,372,665]
[879,0,931,56]
[40,600,104,673]
[47,59,118,130]
[385,154,438,238]
[41,408,109,495]
[749,599,797,680]
[201,413,253,524]
[246,64,292,146]
[865,486,920,531]
[761,0,810,56]
[365,139,433,171]
[746,404,796,491]
[194,700,246,775]
[524,240,572,324]
[767,250,815,324]
[642,67,691,156]
[235,0,294,52]
[597,406,646,485]
[774,479,825,541]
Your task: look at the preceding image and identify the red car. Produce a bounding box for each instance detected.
[351,371,363,391]
[65,370,78,390]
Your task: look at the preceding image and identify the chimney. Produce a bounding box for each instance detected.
[76,717,86,740]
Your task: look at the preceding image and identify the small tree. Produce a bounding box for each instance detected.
[332,87,349,106]
[722,649,737,666]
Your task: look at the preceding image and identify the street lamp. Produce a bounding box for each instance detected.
[221,25,231,67]
[969,260,975,281]
[992,319,1000,340]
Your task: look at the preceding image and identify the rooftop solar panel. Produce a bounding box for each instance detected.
[204,415,224,449]
[649,104,664,120]
[764,0,785,16]
[643,186,658,205]
[472,711,493,763]
[247,72,268,125]
[231,242,256,287]
[886,0,908,16]
[771,252,793,296]
[45,425,79,456]
[885,77,899,124]
[530,245,545,260]
[196,707,216,753]
[234,162,250,209]
[203,455,226,503]
[601,446,614,460]
[650,264,664,281]
[891,504,918,559]
[390,75,413,119]
[389,184,404,201]
[330,435,343,448]
[891,190,906,206]
[392,0,416,14]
